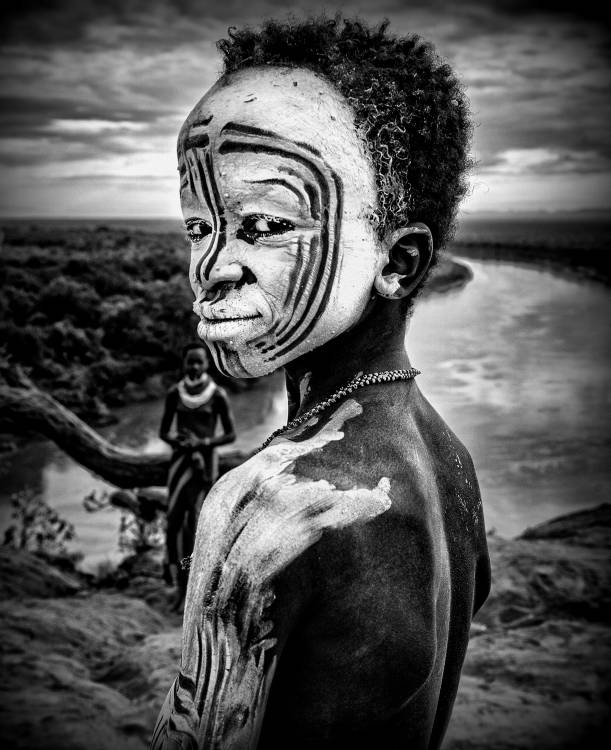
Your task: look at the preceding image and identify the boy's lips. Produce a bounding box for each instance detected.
[197,313,265,342]
[203,312,262,322]
[203,313,262,324]
[193,298,261,320]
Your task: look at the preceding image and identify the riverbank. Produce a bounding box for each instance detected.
[425,254,473,296]
[453,214,611,285]
[454,242,610,285]
[1,503,609,749]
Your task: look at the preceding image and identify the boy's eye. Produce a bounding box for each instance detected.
[241,214,294,239]
[186,220,212,243]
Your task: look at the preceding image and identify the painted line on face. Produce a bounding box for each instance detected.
[202,148,229,281]
[253,321,279,350]
[284,235,309,318]
[245,177,310,214]
[207,341,236,378]
[273,234,317,339]
[180,128,241,379]
[181,121,343,375]
[219,138,328,354]
[179,161,188,191]
[278,166,321,221]
[188,153,221,286]
[258,234,313,355]
[272,172,342,360]
[218,127,343,363]
[179,133,209,192]
[220,121,323,158]
[183,131,210,152]
[182,143,228,289]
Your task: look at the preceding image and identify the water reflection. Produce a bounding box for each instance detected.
[409,260,610,537]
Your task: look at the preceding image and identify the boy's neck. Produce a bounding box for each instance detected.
[285,300,413,416]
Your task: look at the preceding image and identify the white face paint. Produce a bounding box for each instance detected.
[179,66,382,378]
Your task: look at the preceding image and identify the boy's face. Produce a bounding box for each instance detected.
[184,348,208,380]
[179,67,383,378]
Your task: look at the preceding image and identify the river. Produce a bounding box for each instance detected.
[1,258,609,571]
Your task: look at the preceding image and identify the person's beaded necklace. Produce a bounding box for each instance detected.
[179,368,420,571]
[177,378,216,409]
[259,367,421,451]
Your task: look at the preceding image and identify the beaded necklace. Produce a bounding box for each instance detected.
[257,367,421,452]
[179,368,420,571]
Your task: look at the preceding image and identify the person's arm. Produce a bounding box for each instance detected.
[151,562,305,750]
[159,389,181,449]
[199,387,236,449]
[150,451,398,749]
[150,485,315,749]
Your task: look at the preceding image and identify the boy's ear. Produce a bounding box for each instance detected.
[374,223,434,300]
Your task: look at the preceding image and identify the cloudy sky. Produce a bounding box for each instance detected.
[1,0,609,218]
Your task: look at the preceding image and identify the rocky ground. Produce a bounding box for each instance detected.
[446,504,611,749]
[1,504,609,749]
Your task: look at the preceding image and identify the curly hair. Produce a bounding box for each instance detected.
[218,16,472,250]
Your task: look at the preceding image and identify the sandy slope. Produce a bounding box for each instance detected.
[1,504,609,749]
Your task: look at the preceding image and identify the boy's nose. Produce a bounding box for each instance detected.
[203,260,244,289]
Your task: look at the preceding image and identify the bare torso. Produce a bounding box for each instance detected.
[152,382,490,750]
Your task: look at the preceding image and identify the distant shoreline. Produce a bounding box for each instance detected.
[1,208,609,222]
[451,213,610,285]
[453,242,610,285]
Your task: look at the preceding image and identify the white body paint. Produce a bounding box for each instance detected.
[152,401,392,748]
[298,371,312,403]
[180,67,385,378]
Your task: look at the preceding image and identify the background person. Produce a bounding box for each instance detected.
[159,342,235,611]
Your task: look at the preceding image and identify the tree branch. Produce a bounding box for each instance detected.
[0,379,249,489]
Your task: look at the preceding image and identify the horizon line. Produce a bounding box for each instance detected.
[1,208,610,222]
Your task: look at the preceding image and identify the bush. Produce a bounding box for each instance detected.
[0,224,238,417]
[46,321,101,365]
[4,287,37,324]
[1,323,45,366]
[39,276,102,328]
[3,488,81,565]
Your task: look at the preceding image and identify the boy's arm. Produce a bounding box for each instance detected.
[150,527,309,750]
[151,419,399,749]
[151,574,307,750]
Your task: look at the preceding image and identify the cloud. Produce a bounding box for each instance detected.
[44,119,148,135]
[3,1,608,42]
[481,148,610,175]
[0,1,291,48]
[454,20,611,180]
[0,38,222,169]
[464,171,611,213]
[0,0,609,215]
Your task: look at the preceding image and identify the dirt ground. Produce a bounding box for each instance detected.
[1,504,609,749]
